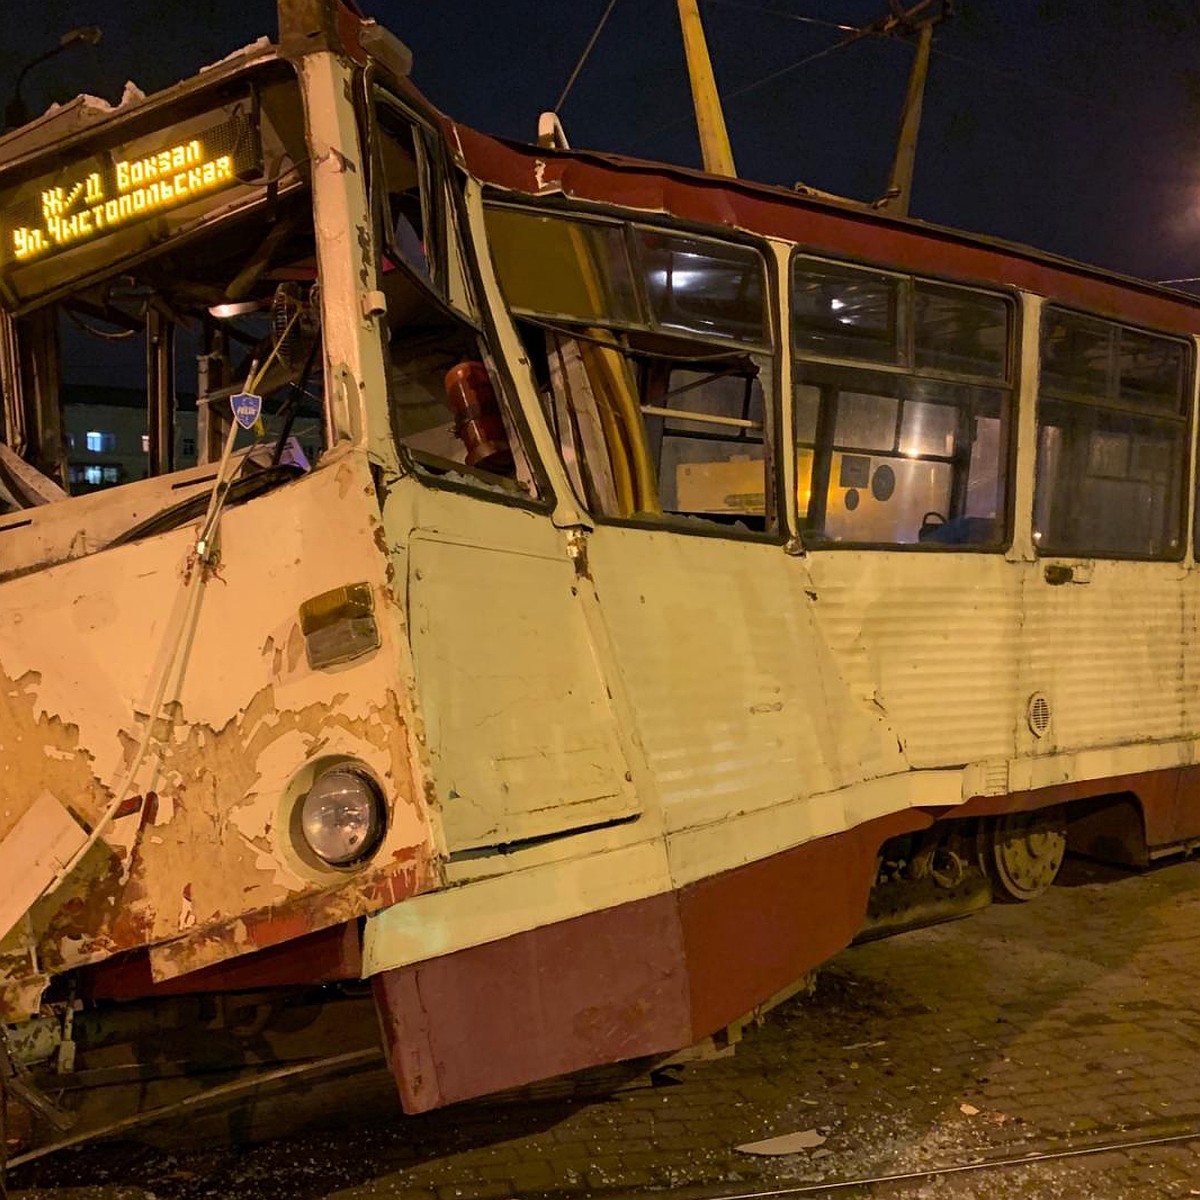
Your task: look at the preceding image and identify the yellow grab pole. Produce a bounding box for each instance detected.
[676,0,737,178]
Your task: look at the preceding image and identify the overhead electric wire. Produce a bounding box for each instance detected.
[555,0,621,113]
[704,0,857,33]
[928,43,1121,114]
[631,25,864,149]
[631,5,1120,155]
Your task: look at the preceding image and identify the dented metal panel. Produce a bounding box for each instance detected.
[0,449,438,1019]
[10,3,1200,1126]
[805,553,1023,768]
[407,524,640,849]
[583,525,906,834]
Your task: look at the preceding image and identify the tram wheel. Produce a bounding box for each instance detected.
[979,809,1067,902]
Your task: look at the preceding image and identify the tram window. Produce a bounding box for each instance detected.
[914,283,1009,381]
[486,204,775,534]
[374,135,539,498]
[899,399,958,458]
[792,261,904,366]
[792,258,1013,549]
[387,320,540,498]
[1035,308,1188,559]
[3,215,324,505]
[0,72,324,512]
[484,207,639,326]
[1120,330,1185,408]
[375,104,435,286]
[834,392,899,452]
[635,231,766,345]
[654,368,768,518]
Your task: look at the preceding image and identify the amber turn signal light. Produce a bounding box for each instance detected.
[298,582,380,669]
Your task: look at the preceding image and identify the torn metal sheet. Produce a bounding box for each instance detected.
[0,792,87,943]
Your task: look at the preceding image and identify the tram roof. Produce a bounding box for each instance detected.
[448,121,1200,339]
[2,24,1197,339]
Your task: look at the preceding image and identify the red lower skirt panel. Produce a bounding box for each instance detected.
[373,808,927,1113]
[372,892,692,1112]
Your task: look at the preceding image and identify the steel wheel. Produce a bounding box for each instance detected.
[980,809,1067,902]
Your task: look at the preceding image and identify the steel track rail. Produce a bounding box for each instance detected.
[5,1047,382,1171]
[664,1124,1200,1200]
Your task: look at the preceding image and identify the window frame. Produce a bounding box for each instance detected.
[0,59,331,507]
[789,247,1020,554]
[363,80,555,515]
[366,76,451,307]
[0,59,307,319]
[1035,303,1194,563]
[482,194,785,544]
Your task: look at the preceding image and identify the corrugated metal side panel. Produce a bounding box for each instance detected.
[587,530,904,833]
[1184,568,1200,740]
[1023,562,1186,753]
[805,553,1022,768]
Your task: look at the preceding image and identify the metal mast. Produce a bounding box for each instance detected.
[676,0,737,177]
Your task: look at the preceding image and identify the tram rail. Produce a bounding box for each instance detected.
[672,1118,1200,1199]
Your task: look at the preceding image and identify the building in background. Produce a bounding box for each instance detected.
[62,385,321,493]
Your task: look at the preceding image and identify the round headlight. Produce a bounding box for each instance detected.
[299,767,386,866]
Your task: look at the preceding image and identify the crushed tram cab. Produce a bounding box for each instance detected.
[2,0,1199,1139]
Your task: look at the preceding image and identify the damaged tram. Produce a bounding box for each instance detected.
[3,0,1200,1128]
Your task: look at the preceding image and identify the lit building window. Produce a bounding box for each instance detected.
[85,430,116,453]
[141,434,150,453]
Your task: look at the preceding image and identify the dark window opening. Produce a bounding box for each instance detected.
[1036,307,1189,560]
[374,96,441,293]
[374,109,538,500]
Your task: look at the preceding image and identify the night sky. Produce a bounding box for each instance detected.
[4,1,1200,286]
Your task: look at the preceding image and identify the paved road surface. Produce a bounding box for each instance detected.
[10,856,1200,1199]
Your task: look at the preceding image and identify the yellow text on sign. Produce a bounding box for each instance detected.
[11,141,235,262]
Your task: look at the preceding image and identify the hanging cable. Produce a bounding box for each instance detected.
[555,0,620,113]
[704,0,857,33]
[631,27,862,149]
[41,308,302,898]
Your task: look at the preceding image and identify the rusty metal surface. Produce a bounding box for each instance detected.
[0,450,438,1020]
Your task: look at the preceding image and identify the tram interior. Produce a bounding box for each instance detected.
[0,75,325,517]
[485,204,776,531]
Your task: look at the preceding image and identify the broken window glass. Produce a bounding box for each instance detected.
[376,113,540,499]
[0,67,326,516]
[485,203,775,535]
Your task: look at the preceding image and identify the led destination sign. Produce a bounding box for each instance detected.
[0,107,260,271]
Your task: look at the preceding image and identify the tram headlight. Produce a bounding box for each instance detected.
[298,766,386,867]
